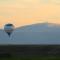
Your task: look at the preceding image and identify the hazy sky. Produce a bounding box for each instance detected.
[0,0,60,28]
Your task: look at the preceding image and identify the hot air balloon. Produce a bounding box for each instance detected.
[4,23,14,37]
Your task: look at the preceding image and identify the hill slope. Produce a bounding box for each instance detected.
[0,22,60,44]
[12,23,60,44]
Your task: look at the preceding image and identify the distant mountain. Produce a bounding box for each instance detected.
[0,29,11,44]
[16,22,60,32]
[12,22,60,44]
[0,22,60,44]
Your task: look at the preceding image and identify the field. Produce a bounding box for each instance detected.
[0,45,60,60]
[0,56,60,60]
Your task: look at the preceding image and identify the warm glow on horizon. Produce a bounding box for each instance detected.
[0,0,60,28]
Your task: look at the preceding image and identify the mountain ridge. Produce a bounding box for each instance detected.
[17,22,60,28]
[15,22,60,32]
[0,22,60,44]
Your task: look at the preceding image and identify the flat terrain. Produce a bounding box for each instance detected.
[0,45,60,60]
[0,56,60,60]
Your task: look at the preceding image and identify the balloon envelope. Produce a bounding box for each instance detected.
[4,24,14,37]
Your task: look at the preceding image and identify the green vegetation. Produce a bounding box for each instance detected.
[0,45,60,60]
[0,56,60,60]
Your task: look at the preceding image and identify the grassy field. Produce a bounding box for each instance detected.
[0,45,60,60]
[0,56,60,60]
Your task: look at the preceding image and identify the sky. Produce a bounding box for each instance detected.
[0,0,60,28]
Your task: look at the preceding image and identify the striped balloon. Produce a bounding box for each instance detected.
[4,24,14,37]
